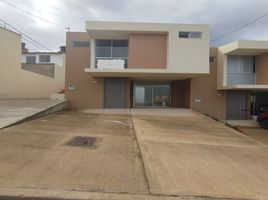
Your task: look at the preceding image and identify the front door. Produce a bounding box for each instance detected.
[227,91,249,120]
[104,78,127,108]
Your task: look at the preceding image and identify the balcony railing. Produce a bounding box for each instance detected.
[95,57,128,69]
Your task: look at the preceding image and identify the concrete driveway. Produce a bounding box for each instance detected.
[0,109,268,200]
[131,109,268,200]
[0,111,148,195]
[239,127,268,146]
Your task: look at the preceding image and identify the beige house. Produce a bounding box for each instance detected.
[66,21,209,109]
[0,26,65,99]
[65,21,268,120]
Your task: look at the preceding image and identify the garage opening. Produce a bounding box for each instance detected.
[227,91,250,120]
[104,78,127,108]
[251,92,268,116]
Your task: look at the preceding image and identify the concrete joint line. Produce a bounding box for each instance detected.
[128,109,151,195]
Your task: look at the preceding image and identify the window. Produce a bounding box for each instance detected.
[178,31,202,39]
[26,56,36,64]
[39,55,51,63]
[73,41,90,47]
[95,40,128,58]
[112,40,128,57]
[179,32,190,38]
[96,40,112,57]
[209,56,216,63]
[190,32,202,38]
[227,56,256,86]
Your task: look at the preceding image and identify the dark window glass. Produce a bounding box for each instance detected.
[96,40,112,57]
[26,56,36,64]
[96,40,112,47]
[95,40,128,58]
[73,41,90,47]
[112,40,128,47]
[209,56,216,63]
[112,40,128,57]
[39,55,51,63]
[190,32,202,38]
[179,31,202,39]
[179,32,190,38]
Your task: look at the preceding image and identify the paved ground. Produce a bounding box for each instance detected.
[131,109,268,200]
[0,99,67,128]
[0,111,148,195]
[0,109,268,200]
[240,127,268,145]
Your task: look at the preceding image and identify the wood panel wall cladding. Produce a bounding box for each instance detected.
[128,34,167,69]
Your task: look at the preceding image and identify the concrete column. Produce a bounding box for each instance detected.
[90,39,95,68]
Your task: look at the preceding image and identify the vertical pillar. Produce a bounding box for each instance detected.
[90,39,95,68]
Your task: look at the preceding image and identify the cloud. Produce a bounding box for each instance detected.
[0,0,268,51]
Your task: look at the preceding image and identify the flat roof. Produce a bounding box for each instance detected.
[86,20,209,38]
[218,40,268,55]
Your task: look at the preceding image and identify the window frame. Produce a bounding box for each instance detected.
[95,39,128,58]
[178,31,202,39]
[227,56,256,74]
[73,41,90,48]
[209,56,216,63]
[26,55,36,64]
[39,55,51,63]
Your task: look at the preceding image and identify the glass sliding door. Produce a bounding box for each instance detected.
[134,81,170,107]
[134,85,153,107]
[152,84,170,107]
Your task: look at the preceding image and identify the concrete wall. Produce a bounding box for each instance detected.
[128,34,167,69]
[171,80,191,108]
[167,25,209,74]
[22,63,55,78]
[190,48,227,120]
[18,62,65,98]
[0,27,65,99]
[0,27,21,98]
[256,52,268,84]
[65,32,104,109]
[86,21,210,74]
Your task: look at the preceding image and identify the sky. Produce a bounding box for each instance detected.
[0,0,268,52]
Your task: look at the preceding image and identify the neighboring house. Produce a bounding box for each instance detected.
[65,21,268,120]
[0,26,65,99]
[191,41,268,120]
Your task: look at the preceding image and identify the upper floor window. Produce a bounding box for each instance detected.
[39,55,51,63]
[178,31,202,39]
[95,40,128,58]
[26,56,36,64]
[73,41,90,47]
[227,56,256,86]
